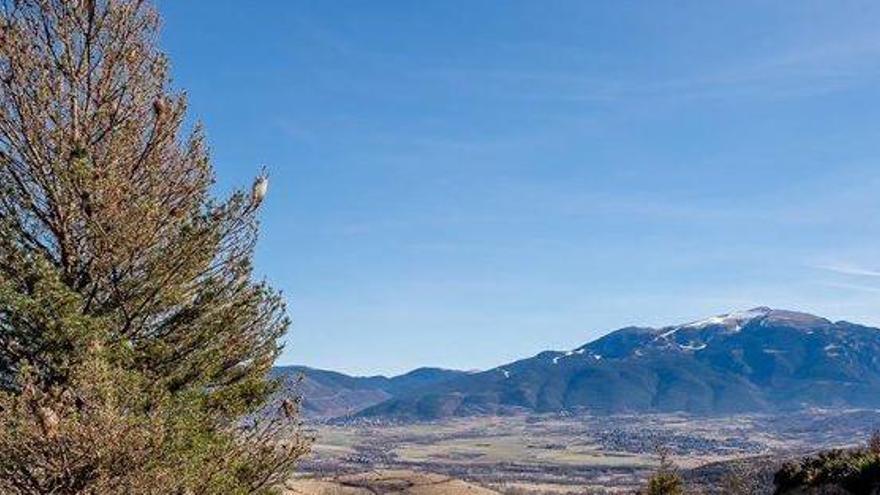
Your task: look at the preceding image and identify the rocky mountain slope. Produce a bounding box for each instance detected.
[354,307,880,420]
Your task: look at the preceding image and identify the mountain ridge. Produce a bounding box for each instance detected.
[274,308,880,421]
[270,365,467,418]
[351,307,880,420]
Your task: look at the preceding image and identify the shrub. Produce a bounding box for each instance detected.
[640,448,684,495]
[773,440,880,495]
[644,471,684,495]
[868,430,880,455]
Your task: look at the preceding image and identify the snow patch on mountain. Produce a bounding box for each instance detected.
[683,307,772,331]
[679,343,707,351]
[550,347,590,364]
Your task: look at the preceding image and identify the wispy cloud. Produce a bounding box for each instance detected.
[821,281,880,294]
[420,36,880,105]
[812,263,880,278]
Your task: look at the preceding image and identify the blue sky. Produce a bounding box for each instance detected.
[158,1,880,376]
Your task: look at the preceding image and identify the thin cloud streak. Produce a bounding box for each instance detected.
[416,31,880,105]
[821,281,880,294]
[813,263,880,278]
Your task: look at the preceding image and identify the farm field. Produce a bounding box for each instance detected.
[296,409,880,493]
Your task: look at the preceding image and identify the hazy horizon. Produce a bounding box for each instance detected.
[158,1,880,376]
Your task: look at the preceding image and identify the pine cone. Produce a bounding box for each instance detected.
[152,97,168,118]
[37,407,59,438]
[280,398,297,419]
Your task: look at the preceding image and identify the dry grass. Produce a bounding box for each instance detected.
[285,470,500,494]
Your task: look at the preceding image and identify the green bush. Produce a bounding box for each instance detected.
[640,448,684,495]
[644,471,684,495]
[774,446,880,495]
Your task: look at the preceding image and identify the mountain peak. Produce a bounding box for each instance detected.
[352,309,880,420]
[575,307,834,361]
[681,307,773,331]
[679,307,831,331]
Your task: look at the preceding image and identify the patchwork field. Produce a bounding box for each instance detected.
[296,409,880,493]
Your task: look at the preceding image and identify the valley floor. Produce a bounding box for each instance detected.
[294,409,880,493]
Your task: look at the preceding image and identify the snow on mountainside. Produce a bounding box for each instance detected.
[546,307,835,364]
[353,308,880,420]
[681,306,774,330]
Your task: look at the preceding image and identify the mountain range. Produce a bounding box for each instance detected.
[275,307,880,420]
[271,365,466,419]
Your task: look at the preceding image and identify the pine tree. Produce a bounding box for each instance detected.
[0,0,308,493]
[640,447,685,495]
